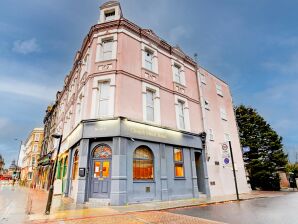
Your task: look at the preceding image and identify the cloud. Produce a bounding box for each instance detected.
[263,52,298,75]
[0,78,56,101]
[12,38,40,54]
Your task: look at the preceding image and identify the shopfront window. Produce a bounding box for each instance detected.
[133,146,154,180]
[72,150,79,180]
[63,156,68,178]
[174,148,184,178]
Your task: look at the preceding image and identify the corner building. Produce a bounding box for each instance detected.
[50,1,249,205]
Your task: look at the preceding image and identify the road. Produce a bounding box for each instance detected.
[170,192,298,224]
[0,182,29,224]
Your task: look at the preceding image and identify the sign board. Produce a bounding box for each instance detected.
[79,168,86,177]
[221,142,231,167]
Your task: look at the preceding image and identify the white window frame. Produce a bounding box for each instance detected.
[96,34,117,62]
[174,95,190,131]
[208,128,214,141]
[200,73,206,85]
[80,49,90,80]
[171,60,185,85]
[104,9,116,21]
[220,108,228,121]
[141,43,158,74]
[91,74,115,119]
[75,90,84,124]
[216,84,223,96]
[142,82,161,124]
[33,144,38,152]
[34,134,40,141]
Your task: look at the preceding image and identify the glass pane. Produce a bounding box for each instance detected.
[175,164,184,177]
[174,148,183,161]
[99,99,109,116]
[146,106,154,121]
[146,90,154,106]
[94,161,101,178]
[100,82,110,100]
[93,145,112,159]
[179,115,185,129]
[102,161,110,178]
[133,159,153,180]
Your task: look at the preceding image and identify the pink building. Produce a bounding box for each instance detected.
[41,1,250,205]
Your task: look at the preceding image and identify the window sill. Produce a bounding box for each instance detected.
[95,59,116,63]
[133,180,155,183]
[217,93,224,97]
[173,81,186,88]
[142,67,159,76]
[174,177,186,180]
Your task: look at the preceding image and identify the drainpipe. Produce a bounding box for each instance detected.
[194,54,211,198]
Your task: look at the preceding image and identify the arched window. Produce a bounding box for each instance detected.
[133,146,154,180]
[92,144,112,159]
[72,150,79,180]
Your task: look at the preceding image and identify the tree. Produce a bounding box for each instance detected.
[235,105,288,190]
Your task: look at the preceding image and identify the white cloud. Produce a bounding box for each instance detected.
[0,78,56,101]
[12,38,40,54]
[263,52,298,76]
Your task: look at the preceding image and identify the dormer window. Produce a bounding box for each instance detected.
[105,10,115,21]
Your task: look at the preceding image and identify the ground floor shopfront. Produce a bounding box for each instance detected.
[57,118,208,206]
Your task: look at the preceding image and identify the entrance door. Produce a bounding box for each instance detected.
[90,144,112,198]
[91,159,111,198]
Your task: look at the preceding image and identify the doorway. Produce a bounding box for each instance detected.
[90,144,112,198]
[195,151,205,193]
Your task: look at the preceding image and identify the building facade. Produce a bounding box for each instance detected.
[44,1,249,205]
[0,155,4,175]
[20,128,44,187]
[198,67,250,196]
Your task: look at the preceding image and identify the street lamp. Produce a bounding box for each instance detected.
[45,134,62,215]
[14,138,23,179]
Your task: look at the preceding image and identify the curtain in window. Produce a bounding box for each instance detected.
[133,146,154,180]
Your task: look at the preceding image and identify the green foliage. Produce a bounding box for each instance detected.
[285,163,298,177]
[235,105,288,191]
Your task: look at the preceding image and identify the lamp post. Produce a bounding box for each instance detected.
[14,138,23,179]
[45,134,62,215]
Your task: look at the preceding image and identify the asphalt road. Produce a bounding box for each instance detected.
[171,192,298,224]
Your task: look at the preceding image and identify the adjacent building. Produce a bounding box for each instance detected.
[41,1,250,205]
[20,128,44,187]
[0,155,4,175]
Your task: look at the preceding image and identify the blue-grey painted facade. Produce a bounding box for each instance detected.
[63,117,208,205]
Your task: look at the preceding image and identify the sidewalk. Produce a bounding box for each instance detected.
[27,189,290,223]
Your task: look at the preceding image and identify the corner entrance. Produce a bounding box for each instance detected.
[90,144,112,198]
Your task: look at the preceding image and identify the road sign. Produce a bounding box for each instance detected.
[221,142,231,167]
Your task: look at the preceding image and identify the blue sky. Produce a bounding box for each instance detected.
[1,0,298,167]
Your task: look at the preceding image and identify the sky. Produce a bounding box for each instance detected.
[0,0,298,167]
